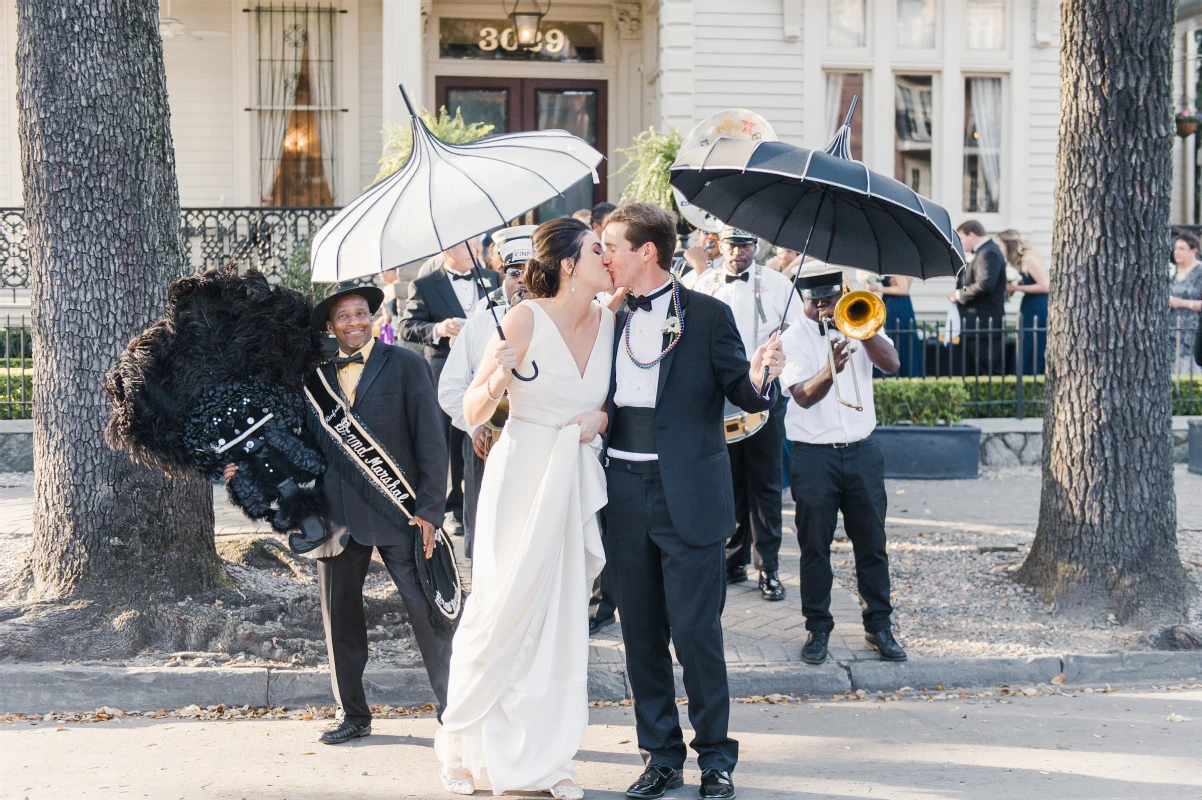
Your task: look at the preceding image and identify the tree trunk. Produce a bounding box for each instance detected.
[1016,0,1187,624]
[11,0,218,645]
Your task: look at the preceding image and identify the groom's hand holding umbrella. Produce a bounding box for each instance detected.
[750,331,786,393]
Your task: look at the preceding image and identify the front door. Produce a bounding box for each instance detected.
[435,77,608,221]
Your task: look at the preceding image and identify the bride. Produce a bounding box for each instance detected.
[435,217,615,798]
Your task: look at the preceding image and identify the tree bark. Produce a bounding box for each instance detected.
[1016,0,1187,623]
[15,1,217,614]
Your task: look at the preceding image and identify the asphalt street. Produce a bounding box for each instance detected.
[3,688,1200,800]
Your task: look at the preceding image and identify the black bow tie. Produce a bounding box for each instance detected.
[724,271,749,283]
[448,271,474,281]
[332,352,364,367]
[627,283,674,313]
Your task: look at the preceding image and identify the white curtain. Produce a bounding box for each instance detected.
[825,73,845,140]
[969,77,1003,209]
[305,6,338,202]
[256,8,291,203]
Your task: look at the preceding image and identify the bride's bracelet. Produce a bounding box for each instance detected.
[485,371,505,402]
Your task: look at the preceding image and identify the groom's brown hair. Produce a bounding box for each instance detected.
[606,202,676,272]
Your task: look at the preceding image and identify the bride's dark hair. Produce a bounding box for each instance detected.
[523,217,591,298]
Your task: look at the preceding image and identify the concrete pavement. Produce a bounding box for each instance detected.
[4,688,1201,800]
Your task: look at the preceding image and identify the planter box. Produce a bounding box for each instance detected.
[873,425,980,480]
[1190,420,1202,475]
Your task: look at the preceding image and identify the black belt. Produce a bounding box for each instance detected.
[609,406,657,454]
[792,439,868,451]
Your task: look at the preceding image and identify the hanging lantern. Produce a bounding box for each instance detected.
[504,0,550,49]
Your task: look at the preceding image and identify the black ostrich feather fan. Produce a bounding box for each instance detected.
[105,265,324,476]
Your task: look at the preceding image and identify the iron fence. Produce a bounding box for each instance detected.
[0,206,340,290]
[0,317,30,420]
[879,317,1202,419]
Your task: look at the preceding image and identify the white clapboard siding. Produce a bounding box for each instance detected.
[1024,0,1061,261]
[359,0,384,194]
[162,1,236,206]
[692,0,804,144]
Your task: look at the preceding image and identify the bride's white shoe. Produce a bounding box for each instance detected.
[440,767,475,796]
[549,782,584,799]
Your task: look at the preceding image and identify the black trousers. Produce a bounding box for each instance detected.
[590,568,617,623]
[724,403,785,573]
[447,423,465,520]
[461,433,485,558]
[317,537,452,725]
[603,461,738,773]
[788,438,893,634]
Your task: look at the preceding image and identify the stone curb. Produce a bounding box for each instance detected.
[3,652,1201,714]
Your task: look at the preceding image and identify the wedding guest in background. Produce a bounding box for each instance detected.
[867,275,923,377]
[999,229,1050,376]
[590,202,616,238]
[951,220,1007,376]
[1169,231,1202,375]
[573,208,593,224]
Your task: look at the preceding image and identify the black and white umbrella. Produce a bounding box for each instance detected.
[310,86,604,283]
[311,85,604,381]
[668,97,965,280]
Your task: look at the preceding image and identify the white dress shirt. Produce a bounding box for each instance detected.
[779,317,891,445]
[446,266,479,316]
[438,301,508,435]
[609,280,673,461]
[691,262,803,357]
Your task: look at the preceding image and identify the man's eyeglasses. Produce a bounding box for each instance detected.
[505,267,523,278]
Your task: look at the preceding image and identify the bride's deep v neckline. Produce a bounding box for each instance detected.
[528,302,605,380]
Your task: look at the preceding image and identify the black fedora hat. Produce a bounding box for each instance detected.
[310,281,384,328]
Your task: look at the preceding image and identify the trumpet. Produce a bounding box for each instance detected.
[481,394,509,459]
[820,289,886,412]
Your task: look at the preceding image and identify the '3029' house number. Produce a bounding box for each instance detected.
[478,26,567,53]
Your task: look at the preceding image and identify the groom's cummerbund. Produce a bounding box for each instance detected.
[609,406,657,454]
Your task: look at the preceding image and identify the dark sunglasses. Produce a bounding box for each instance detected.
[505,267,524,278]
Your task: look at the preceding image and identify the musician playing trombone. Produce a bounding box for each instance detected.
[778,263,907,667]
[692,226,803,602]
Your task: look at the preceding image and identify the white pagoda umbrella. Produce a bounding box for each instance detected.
[309,85,604,283]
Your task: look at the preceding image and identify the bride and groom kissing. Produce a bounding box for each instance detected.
[435,202,786,800]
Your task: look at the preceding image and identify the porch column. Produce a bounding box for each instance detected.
[382,0,424,128]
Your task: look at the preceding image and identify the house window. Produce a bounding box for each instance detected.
[825,72,865,160]
[253,4,340,207]
[963,76,1002,213]
[897,0,936,49]
[895,75,934,197]
[965,0,1005,51]
[828,0,866,47]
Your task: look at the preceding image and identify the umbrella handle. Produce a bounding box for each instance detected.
[497,325,540,382]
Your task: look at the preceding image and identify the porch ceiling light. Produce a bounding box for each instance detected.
[504,0,550,49]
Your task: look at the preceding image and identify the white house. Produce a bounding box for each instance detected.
[0,1,1071,314]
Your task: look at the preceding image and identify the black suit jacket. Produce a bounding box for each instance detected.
[316,342,448,555]
[956,238,1007,328]
[605,287,775,547]
[399,268,499,381]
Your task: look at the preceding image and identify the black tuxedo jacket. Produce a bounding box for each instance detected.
[399,267,500,380]
[604,287,775,547]
[315,342,448,556]
[956,238,1007,327]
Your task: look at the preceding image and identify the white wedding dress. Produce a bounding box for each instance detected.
[435,303,613,794]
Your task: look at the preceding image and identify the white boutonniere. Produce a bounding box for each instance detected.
[662,315,681,337]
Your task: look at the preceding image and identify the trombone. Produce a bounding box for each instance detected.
[820,289,886,412]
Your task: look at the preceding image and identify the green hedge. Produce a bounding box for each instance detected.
[874,375,1202,422]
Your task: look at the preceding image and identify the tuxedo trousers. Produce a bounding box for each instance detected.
[461,434,485,559]
[318,537,452,725]
[603,460,738,773]
[724,402,785,573]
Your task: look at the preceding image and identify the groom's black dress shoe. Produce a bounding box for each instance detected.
[319,720,371,744]
[626,765,684,799]
[588,614,615,635]
[801,631,829,665]
[865,629,908,661]
[699,769,736,799]
[726,565,748,585]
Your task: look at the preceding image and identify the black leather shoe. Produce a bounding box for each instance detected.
[319,719,371,744]
[758,571,785,601]
[726,565,748,585]
[865,629,908,661]
[588,615,615,635]
[699,769,736,799]
[801,631,829,665]
[443,513,464,536]
[626,765,684,799]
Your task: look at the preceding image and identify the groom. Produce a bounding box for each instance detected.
[601,203,785,800]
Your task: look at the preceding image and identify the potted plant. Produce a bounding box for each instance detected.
[871,379,981,479]
[613,126,683,211]
[374,106,495,183]
[1176,106,1200,138]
